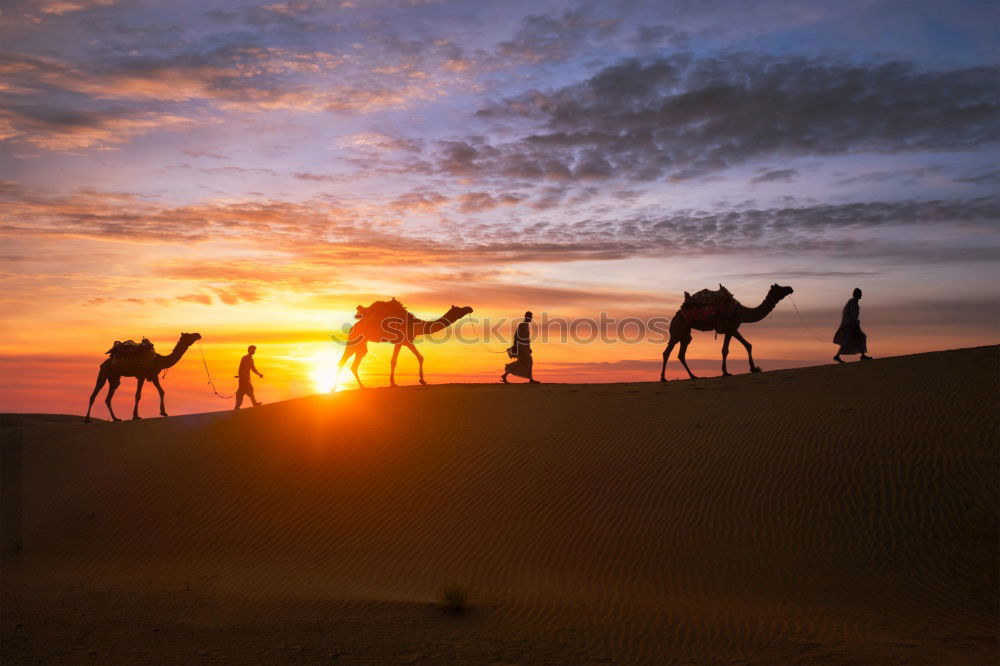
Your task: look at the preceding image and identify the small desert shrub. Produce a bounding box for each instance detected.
[436,584,470,613]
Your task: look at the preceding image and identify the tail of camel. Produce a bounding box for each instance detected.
[335,300,474,390]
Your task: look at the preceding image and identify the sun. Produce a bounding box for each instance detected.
[306,349,347,393]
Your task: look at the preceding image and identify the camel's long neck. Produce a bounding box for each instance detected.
[737,294,779,324]
[414,309,463,336]
[156,340,193,369]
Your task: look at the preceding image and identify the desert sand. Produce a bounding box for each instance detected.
[2,346,997,664]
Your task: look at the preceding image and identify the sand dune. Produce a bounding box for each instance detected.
[2,346,997,664]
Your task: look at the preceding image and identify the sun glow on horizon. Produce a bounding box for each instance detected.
[304,348,350,393]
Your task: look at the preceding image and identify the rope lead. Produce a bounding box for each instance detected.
[790,297,832,342]
[198,342,236,399]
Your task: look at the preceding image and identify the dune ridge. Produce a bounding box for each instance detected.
[2,346,997,664]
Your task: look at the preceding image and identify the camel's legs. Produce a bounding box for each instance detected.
[105,376,121,421]
[389,343,402,387]
[733,331,759,372]
[150,375,167,416]
[349,341,368,389]
[334,348,352,392]
[86,368,108,422]
[403,341,425,385]
[132,377,146,420]
[678,339,698,379]
[721,333,733,376]
[350,356,365,388]
[660,339,678,382]
[335,340,365,391]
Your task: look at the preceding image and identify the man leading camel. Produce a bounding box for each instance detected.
[501,311,540,384]
[833,288,873,363]
[235,345,264,409]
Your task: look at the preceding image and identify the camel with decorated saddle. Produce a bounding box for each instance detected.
[660,284,793,381]
[85,332,202,422]
[336,299,473,389]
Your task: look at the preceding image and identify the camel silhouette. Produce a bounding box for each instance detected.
[85,332,202,422]
[660,284,793,381]
[336,300,473,389]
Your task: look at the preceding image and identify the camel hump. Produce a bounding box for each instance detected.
[357,298,411,321]
[682,285,735,309]
[352,299,414,342]
[106,337,155,356]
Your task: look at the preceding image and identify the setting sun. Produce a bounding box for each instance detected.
[307,349,342,393]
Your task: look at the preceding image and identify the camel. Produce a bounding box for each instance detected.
[85,332,202,422]
[336,300,473,389]
[660,284,793,381]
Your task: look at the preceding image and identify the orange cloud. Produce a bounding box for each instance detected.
[0,108,200,151]
[177,293,213,305]
[0,45,448,132]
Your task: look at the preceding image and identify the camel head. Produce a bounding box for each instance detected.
[179,332,203,347]
[768,284,794,302]
[447,305,475,321]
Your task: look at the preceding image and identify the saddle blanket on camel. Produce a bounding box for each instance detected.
[104,338,156,369]
[680,285,738,332]
[353,298,415,342]
[105,338,155,356]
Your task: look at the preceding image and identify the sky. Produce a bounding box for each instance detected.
[1,0,997,416]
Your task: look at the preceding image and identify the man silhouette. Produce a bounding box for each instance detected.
[501,311,540,384]
[833,288,873,363]
[235,345,264,409]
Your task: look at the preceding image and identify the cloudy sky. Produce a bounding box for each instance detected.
[1,0,997,414]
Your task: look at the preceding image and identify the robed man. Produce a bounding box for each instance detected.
[834,288,873,363]
[501,311,540,384]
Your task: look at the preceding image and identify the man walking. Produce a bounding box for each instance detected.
[501,311,540,384]
[235,344,264,409]
[833,288,873,363]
